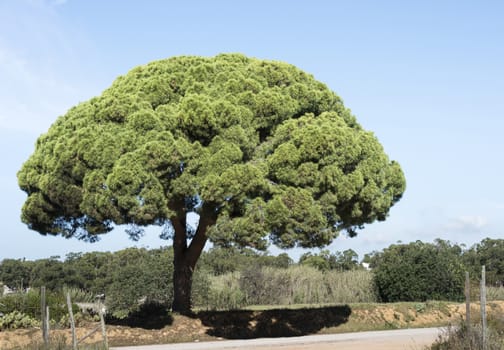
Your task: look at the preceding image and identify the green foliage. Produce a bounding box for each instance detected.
[29,257,67,290]
[199,247,292,276]
[18,53,405,248]
[193,266,377,310]
[105,247,173,318]
[64,251,113,294]
[204,272,246,310]
[462,238,504,286]
[299,249,361,271]
[371,240,465,302]
[190,267,212,308]
[18,53,406,312]
[63,286,96,303]
[0,258,32,290]
[0,311,40,330]
[238,266,377,306]
[0,289,75,324]
[299,252,331,271]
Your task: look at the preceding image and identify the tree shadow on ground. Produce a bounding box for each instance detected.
[106,302,174,329]
[197,305,352,339]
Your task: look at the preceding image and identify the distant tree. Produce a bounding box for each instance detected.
[30,256,66,291]
[269,253,293,269]
[332,249,360,271]
[371,240,465,302]
[462,238,504,286]
[299,251,331,271]
[200,247,293,275]
[64,251,113,293]
[18,54,405,313]
[199,246,249,275]
[299,249,360,271]
[0,259,32,290]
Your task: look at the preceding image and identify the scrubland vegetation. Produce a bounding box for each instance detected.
[1,238,502,324]
[0,237,503,349]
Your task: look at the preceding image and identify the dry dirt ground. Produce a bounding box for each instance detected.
[1,301,503,349]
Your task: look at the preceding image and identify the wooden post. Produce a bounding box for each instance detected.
[465,271,471,331]
[480,265,487,350]
[41,286,49,347]
[66,293,78,350]
[98,302,109,349]
[45,306,50,345]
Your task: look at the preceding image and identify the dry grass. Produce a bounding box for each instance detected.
[2,301,503,349]
[202,266,377,310]
[488,286,504,301]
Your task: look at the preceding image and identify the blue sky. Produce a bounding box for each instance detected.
[1,0,503,261]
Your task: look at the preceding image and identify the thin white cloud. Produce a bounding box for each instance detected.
[444,215,488,233]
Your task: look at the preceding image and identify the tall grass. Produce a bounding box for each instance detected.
[62,287,96,303]
[204,272,245,310]
[428,300,504,350]
[200,266,377,310]
[487,286,504,301]
[429,323,504,350]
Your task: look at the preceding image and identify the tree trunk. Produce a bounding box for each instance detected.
[172,258,194,314]
[170,201,216,314]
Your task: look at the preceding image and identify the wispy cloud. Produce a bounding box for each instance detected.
[443,215,488,233]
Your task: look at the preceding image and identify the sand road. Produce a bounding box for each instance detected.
[111,327,442,350]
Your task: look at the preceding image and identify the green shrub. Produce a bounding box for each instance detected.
[0,289,80,327]
[0,311,40,330]
[371,240,465,302]
[63,286,96,303]
[203,272,246,310]
[105,247,173,318]
[1,290,66,320]
[191,267,212,308]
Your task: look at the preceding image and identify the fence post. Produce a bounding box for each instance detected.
[40,286,49,347]
[480,265,487,350]
[465,271,470,331]
[98,301,109,349]
[66,293,78,350]
[45,306,50,344]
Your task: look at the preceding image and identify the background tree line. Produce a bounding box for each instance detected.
[1,237,503,318]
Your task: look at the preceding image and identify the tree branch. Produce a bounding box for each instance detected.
[170,199,187,260]
[186,202,217,269]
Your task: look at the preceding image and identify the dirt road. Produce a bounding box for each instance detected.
[111,327,442,350]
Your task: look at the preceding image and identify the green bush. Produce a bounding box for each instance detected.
[371,240,465,302]
[203,272,246,310]
[0,311,40,330]
[105,247,173,318]
[191,267,212,308]
[0,289,73,321]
